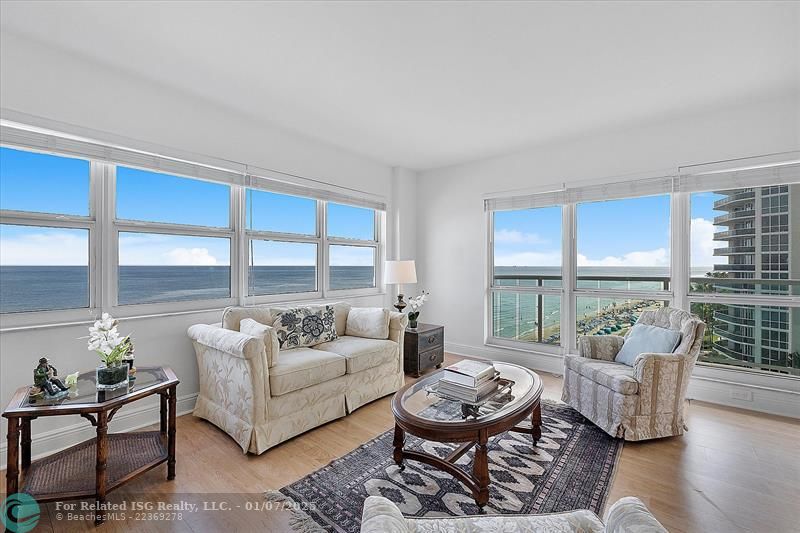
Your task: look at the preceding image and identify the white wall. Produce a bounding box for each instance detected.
[416,93,800,417]
[0,33,417,465]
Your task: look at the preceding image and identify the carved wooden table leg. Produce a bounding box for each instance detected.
[473,429,490,509]
[167,385,177,480]
[6,416,20,496]
[531,401,542,445]
[393,424,405,470]
[21,417,32,473]
[95,411,108,525]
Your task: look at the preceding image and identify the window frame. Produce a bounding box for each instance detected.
[0,140,385,329]
[0,146,98,328]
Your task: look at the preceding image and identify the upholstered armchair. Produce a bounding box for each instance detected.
[562,307,705,441]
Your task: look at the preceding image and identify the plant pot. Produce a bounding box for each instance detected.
[408,311,419,329]
[96,363,129,390]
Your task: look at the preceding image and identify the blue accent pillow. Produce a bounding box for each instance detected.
[615,324,682,366]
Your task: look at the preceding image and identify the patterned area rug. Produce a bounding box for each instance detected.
[276,400,622,533]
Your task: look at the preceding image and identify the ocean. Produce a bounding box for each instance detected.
[0,265,375,313]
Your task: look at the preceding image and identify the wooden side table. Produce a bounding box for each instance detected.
[404,323,444,377]
[2,366,179,525]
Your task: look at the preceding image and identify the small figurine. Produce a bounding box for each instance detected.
[33,357,70,397]
[64,371,80,387]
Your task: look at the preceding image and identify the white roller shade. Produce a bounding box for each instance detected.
[567,176,675,204]
[485,190,567,211]
[246,171,387,211]
[678,160,800,193]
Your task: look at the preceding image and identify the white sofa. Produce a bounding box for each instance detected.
[187,302,407,454]
[360,495,668,533]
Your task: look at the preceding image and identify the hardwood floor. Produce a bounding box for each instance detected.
[6,353,799,532]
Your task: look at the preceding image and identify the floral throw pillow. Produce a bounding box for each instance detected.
[272,305,338,349]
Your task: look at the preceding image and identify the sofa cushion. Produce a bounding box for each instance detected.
[272,305,338,349]
[313,336,398,374]
[564,354,639,395]
[346,307,390,339]
[239,318,279,368]
[404,510,604,533]
[269,348,346,396]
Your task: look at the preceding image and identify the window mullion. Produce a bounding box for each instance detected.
[234,184,247,305]
[102,163,117,311]
[320,200,329,295]
[562,203,576,353]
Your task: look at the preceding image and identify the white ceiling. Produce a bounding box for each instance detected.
[1,1,798,170]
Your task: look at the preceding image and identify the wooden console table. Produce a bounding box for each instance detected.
[3,366,179,525]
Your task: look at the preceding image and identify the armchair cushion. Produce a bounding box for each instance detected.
[313,337,398,374]
[564,355,639,395]
[239,318,280,368]
[346,307,390,339]
[615,324,681,366]
[272,305,338,349]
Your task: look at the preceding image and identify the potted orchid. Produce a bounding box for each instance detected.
[87,313,132,390]
[406,290,430,329]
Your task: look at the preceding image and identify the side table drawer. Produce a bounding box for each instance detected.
[419,346,444,370]
[419,328,444,350]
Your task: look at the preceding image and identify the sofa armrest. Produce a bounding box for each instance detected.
[604,497,667,533]
[577,335,625,361]
[633,352,689,416]
[188,324,265,361]
[389,312,409,372]
[361,496,409,533]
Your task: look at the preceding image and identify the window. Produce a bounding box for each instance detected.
[0,225,89,312]
[115,169,232,306]
[0,147,90,216]
[117,167,230,227]
[118,233,231,304]
[490,206,562,345]
[577,195,671,290]
[0,147,92,315]
[329,245,375,290]
[249,240,317,295]
[577,297,665,338]
[690,183,798,375]
[327,203,375,240]
[327,203,378,292]
[246,190,316,235]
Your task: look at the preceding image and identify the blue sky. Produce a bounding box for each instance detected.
[0,147,376,266]
[494,194,722,269]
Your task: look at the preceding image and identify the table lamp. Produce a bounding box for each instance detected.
[385,260,417,312]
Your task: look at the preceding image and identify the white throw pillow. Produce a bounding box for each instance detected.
[239,318,279,368]
[345,307,390,339]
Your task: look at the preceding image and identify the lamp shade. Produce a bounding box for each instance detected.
[384,260,417,285]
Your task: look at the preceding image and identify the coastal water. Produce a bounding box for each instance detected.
[0,265,375,313]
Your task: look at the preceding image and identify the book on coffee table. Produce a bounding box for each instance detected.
[441,360,496,387]
[437,375,500,403]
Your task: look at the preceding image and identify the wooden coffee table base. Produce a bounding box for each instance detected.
[393,401,542,508]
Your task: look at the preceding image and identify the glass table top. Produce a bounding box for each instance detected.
[398,362,537,423]
[23,367,168,408]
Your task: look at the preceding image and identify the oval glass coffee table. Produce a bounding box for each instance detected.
[391,361,543,508]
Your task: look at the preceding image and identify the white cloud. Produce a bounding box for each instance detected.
[577,248,669,267]
[163,248,218,266]
[690,217,718,269]
[0,229,88,265]
[494,229,548,245]
[329,246,375,266]
[494,250,562,267]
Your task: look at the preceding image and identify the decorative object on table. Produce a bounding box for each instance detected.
[121,337,137,384]
[405,290,429,329]
[2,366,180,526]
[86,313,133,391]
[384,260,417,312]
[64,371,80,387]
[432,359,501,404]
[275,399,622,530]
[403,322,444,377]
[32,357,70,399]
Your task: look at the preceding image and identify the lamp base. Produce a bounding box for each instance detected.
[394,294,407,312]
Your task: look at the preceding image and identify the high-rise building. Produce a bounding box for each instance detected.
[712,185,799,374]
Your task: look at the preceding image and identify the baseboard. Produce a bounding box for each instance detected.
[445,341,799,419]
[445,341,564,376]
[1,393,197,470]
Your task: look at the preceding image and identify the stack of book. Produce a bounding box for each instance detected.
[437,360,499,402]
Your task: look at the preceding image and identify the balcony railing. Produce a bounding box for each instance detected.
[712,311,756,326]
[714,264,755,271]
[714,227,755,239]
[713,190,755,209]
[713,246,755,256]
[714,210,755,225]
